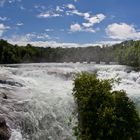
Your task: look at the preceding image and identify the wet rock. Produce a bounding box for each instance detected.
[0,116,11,140]
[0,79,23,87]
[2,93,7,99]
[0,93,8,99]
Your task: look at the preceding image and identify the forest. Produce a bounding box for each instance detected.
[0,39,140,67]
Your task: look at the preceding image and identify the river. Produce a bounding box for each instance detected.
[0,63,140,140]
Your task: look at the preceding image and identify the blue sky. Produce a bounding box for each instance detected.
[0,0,140,47]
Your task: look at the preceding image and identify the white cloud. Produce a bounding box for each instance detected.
[38,12,50,18]
[20,5,25,10]
[36,3,105,32]
[0,16,8,21]
[7,37,100,48]
[106,23,140,40]
[65,4,105,25]
[66,9,85,17]
[26,33,51,40]
[0,23,9,36]
[37,11,61,18]
[66,5,106,28]
[84,28,95,33]
[6,34,121,48]
[56,6,64,12]
[70,23,95,33]
[87,14,105,24]
[82,22,92,28]
[83,14,106,27]
[6,35,79,47]
[45,29,54,32]
[8,33,51,43]
[99,40,121,45]
[36,3,105,34]
[16,22,24,26]
[66,4,76,10]
[36,5,64,19]
[70,23,82,32]
[7,38,120,48]
[8,0,22,3]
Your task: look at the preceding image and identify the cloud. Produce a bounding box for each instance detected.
[20,5,25,10]
[66,4,76,10]
[36,4,65,19]
[7,38,120,48]
[5,33,121,48]
[82,22,92,28]
[71,13,105,28]
[106,23,140,40]
[6,34,79,47]
[70,23,82,32]
[0,16,8,21]
[26,33,51,40]
[45,29,54,32]
[36,3,105,31]
[37,11,61,18]
[7,32,51,43]
[66,4,106,28]
[56,6,64,12]
[7,39,79,48]
[66,4,105,33]
[7,37,100,48]
[84,28,95,33]
[70,23,95,33]
[84,14,106,27]
[16,22,24,26]
[0,23,9,36]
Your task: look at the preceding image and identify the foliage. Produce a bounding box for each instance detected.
[0,39,115,64]
[73,73,140,140]
[1,39,140,67]
[113,40,140,67]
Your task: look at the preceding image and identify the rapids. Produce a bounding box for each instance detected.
[0,63,140,140]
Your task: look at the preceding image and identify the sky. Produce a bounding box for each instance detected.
[0,0,140,47]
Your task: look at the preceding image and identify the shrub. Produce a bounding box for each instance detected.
[73,72,140,140]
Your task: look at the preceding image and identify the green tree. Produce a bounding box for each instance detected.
[73,73,140,140]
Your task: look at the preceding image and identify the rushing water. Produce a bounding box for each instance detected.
[0,63,140,140]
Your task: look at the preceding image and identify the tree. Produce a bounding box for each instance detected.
[73,73,140,140]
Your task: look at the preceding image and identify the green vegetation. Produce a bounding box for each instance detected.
[0,39,115,64]
[73,73,140,140]
[1,39,140,67]
[113,40,140,67]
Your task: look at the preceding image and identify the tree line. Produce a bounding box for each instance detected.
[0,39,140,67]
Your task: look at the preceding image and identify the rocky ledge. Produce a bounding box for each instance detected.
[0,116,11,140]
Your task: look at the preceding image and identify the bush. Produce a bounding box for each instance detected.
[73,72,140,140]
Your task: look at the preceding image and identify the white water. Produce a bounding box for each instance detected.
[0,63,140,140]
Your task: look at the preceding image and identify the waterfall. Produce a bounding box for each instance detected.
[0,63,139,140]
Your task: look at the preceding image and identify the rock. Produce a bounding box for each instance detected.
[0,116,11,140]
[0,93,8,99]
[2,93,7,99]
